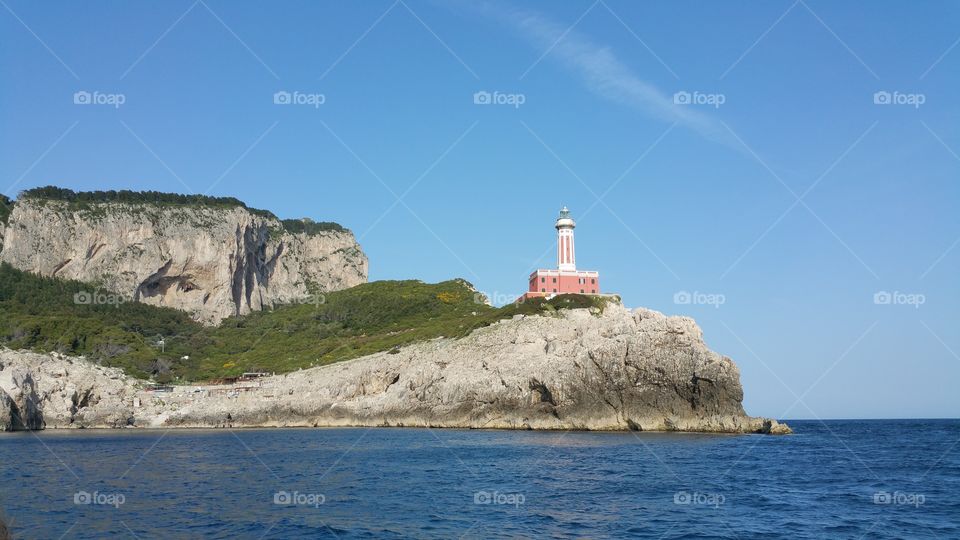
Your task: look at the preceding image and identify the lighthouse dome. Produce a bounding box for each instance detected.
[555,206,575,229]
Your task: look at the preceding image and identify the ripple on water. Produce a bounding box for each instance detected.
[0,421,957,538]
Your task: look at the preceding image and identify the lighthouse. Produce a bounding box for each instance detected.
[556,206,576,271]
[522,206,601,301]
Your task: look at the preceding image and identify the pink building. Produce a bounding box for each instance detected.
[522,207,600,301]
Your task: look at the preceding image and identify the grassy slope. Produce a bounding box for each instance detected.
[0,263,199,379]
[0,264,608,382]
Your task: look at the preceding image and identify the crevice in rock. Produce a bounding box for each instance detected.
[230,226,245,316]
[688,373,715,410]
[528,378,557,406]
[85,242,106,261]
[51,259,72,276]
[136,259,201,301]
[70,388,95,423]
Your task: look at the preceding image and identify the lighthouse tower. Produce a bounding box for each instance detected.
[522,206,600,301]
[556,206,576,271]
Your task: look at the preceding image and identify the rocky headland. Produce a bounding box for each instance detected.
[0,302,790,434]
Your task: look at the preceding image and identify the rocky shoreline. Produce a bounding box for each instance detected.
[0,304,790,434]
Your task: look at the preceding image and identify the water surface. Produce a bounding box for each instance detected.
[0,420,957,538]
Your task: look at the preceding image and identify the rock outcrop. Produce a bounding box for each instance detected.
[0,304,790,434]
[0,198,367,324]
[0,388,14,431]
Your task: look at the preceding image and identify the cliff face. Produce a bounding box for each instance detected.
[0,199,367,324]
[0,304,790,434]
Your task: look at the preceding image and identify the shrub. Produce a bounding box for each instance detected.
[0,194,12,225]
[19,186,277,218]
[280,217,346,234]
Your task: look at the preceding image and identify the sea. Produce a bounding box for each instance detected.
[0,420,957,539]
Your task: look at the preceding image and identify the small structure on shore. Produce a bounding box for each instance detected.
[521,206,601,301]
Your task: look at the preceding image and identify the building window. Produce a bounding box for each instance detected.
[591,289,596,293]
[541,277,545,283]
[552,277,557,283]
[553,289,557,293]
[541,288,545,292]
[591,278,595,284]
[580,289,584,293]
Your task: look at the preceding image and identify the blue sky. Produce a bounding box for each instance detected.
[1,0,958,420]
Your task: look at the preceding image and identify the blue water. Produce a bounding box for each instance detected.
[0,420,957,539]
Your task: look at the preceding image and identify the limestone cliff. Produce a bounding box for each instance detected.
[0,196,367,324]
[0,304,790,434]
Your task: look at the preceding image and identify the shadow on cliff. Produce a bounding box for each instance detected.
[2,372,45,431]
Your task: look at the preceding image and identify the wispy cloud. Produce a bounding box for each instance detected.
[462,1,737,148]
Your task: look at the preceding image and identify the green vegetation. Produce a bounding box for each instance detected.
[21,186,260,212]
[0,264,611,382]
[0,263,199,380]
[20,186,277,218]
[18,186,348,233]
[281,217,346,234]
[0,194,11,225]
